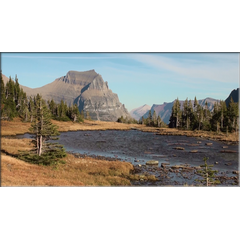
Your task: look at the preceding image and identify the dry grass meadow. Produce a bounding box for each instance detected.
[1,118,238,186]
[1,138,134,186]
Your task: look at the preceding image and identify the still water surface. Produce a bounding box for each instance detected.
[16,130,239,172]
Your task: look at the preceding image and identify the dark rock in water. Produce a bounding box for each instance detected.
[220,150,237,153]
[174,147,185,150]
[205,143,213,146]
[190,150,198,153]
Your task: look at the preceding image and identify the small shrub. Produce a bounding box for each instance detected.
[196,157,220,186]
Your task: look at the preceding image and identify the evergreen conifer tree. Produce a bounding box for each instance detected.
[227,97,239,132]
[147,110,152,126]
[182,98,188,129]
[196,157,220,186]
[157,115,162,127]
[20,94,66,165]
[152,110,157,126]
[171,98,181,128]
[28,96,35,122]
[187,99,194,129]
[0,71,6,117]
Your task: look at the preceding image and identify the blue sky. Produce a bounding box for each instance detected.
[1,53,239,111]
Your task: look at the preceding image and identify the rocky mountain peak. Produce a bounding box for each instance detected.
[88,75,109,91]
[1,70,130,122]
[225,88,239,107]
[58,70,99,86]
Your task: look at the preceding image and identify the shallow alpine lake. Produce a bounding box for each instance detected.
[16,129,239,171]
[14,130,239,186]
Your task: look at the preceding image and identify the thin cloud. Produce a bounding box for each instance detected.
[2,55,121,59]
[128,53,239,84]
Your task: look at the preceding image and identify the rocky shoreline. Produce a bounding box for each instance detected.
[130,163,239,186]
[70,151,239,186]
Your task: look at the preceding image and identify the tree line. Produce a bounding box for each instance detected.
[117,110,167,128]
[0,73,89,165]
[0,73,87,123]
[141,110,167,128]
[169,96,239,133]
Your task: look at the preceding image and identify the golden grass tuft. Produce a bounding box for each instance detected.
[1,138,33,155]
[1,118,31,136]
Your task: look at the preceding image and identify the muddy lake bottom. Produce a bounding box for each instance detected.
[15,130,239,186]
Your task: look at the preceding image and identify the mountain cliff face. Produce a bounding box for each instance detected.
[225,88,239,107]
[73,74,130,121]
[130,104,151,120]
[140,98,220,124]
[2,70,131,122]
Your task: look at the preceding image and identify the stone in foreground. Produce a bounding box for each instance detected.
[146,160,159,165]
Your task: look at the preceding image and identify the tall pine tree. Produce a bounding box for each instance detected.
[22,94,66,165]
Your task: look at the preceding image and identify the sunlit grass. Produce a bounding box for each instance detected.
[1,138,134,186]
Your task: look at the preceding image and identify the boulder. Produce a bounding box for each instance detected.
[146,160,159,165]
[174,147,185,150]
[205,143,213,146]
[220,150,237,153]
[190,150,198,153]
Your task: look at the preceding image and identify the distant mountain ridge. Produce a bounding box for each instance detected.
[130,104,151,120]
[140,98,220,124]
[2,70,131,122]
